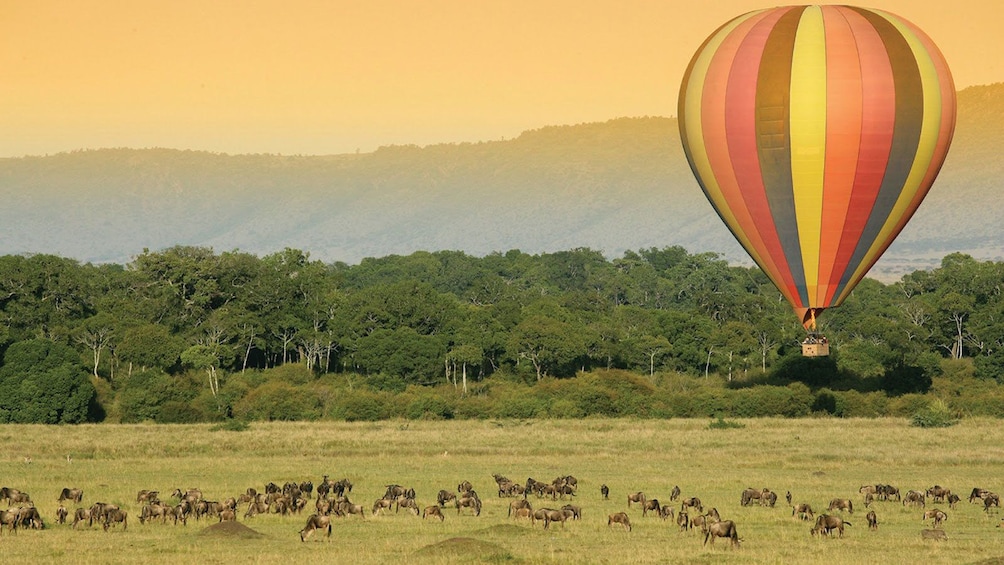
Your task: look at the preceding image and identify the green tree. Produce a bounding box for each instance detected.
[0,339,97,423]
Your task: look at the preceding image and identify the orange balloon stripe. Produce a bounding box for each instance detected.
[816,7,862,306]
[823,7,897,305]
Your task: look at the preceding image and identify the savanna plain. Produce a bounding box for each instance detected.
[1,418,1003,564]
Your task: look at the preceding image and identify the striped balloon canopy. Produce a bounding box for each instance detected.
[678,5,955,330]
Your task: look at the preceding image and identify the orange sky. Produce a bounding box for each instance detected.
[3,0,1001,157]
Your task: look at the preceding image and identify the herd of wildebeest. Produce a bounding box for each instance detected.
[1,475,1002,547]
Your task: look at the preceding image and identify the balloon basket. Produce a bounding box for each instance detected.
[801,334,830,357]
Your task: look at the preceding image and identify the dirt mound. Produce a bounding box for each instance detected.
[199,520,265,539]
[413,537,517,562]
[474,523,534,538]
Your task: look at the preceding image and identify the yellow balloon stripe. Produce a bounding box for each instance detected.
[787,6,827,305]
[833,10,945,304]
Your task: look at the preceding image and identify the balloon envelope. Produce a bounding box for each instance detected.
[678,5,955,329]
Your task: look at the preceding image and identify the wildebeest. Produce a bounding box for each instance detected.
[508,498,531,517]
[704,520,740,548]
[792,503,814,521]
[561,504,581,520]
[372,498,394,515]
[607,511,631,531]
[58,488,83,504]
[926,485,951,503]
[422,505,444,521]
[627,492,646,508]
[828,498,853,513]
[811,514,850,537]
[676,511,689,532]
[970,487,990,503]
[17,506,44,530]
[299,514,331,541]
[670,485,681,502]
[336,501,366,519]
[863,492,874,507]
[878,484,901,501]
[923,508,948,528]
[760,489,778,508]
[103,508,127,531]
[659,505,675,521]
[437,490,457,507]
[600,484,609,499]
[681,497,703,513]
[740,488,761,507]
[71,508,91,529]
[0,508,18,533]
[984,492,1000,513]
[947,493,961,509]
[512,507,533,522]
[642,498,661,517]
[457,480,473,494]
[56,505,68,524]
[0,487,22,506]
[457,496,481,516]
[397,498,420,516]
[866,510,878,530]
[903,490,926,507]
[540,508,567,529]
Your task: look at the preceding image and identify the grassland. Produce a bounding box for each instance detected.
[1,418,1003,564]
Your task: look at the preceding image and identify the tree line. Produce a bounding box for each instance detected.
[0,246,1001,424]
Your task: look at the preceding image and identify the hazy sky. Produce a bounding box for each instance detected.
[4,1,1001,157]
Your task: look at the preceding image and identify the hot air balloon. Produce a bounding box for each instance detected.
[678,5,956,354]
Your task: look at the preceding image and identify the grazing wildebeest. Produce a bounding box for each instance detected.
[642,498,661,517]
[947,493,961,509]
[863,492,874,507]
[607,512,631,531]
[670,485,681,502]
[372,498,394,515]
[600,484,609,500]
[337,501,365,519]
[878,484,901,501]
[689,513,710,533]
[659,505,675,521]
[58,488,83,504]
[865,510,878,530]
[8,492,31,506]
[71,508,91,529]
[0,487,21,506]
[508,498,531,517]
[706,507,721,523]
[740,488,761,507]
[422,505,444,521]
[792,503,814,521]
[926,486,951,503]
[627,492,646,508]
[299,514,331,541]
[677,511,689,532]
[923,508,948,528]
[561,504,581,520]
[859,484,878,497]
[985,492,1001,513]
[0,508,18,533]
[681,497,703,513]
[761,489,777,508]
[811,514,850,537]
[103,509,127,531]
[903,490,926,507]
[437,490,457,507]
[970,487,990,503]
[828,498,853,513]
[921,528,947,540]
[704,520,740,548]
[17,506,44,530]
[56,505,68,524]
[397,498,420,516]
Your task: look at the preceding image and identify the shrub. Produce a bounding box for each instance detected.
[910,399,957,428]
[708,417,745,429]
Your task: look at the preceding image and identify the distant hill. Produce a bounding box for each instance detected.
[1,83,1002,280]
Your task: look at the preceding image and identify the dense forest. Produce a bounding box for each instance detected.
[0,246,1002,424]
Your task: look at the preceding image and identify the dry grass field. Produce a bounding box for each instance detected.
[1,418,1004,564]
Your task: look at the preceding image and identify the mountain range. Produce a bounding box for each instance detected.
[2,83,1001,281]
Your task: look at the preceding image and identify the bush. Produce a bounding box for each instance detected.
[910,399,958,428]
[708,417,745,429]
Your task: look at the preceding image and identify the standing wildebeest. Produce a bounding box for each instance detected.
[0,508,18,533]
[458,480,473,494]
[607,512,631,531]
[659,505,675,521]
[866,510,878,530]
[17,506,44,530]
[811,514,850,537]
[600,484,609,500]
[970,487,991,503]
[947,493,961,509]
[56,505,68,524]
[740,488,761,507]
[878,484,901,501]
[642,498,661,517]
[508,498,531,517]
[828,498,853,513]
[397,498,420,516]
[676,511,689,532]
[704,520,740,548]
[422,506,444,521]
[681,497,703,513]
[670,485,681,502]
[437,490,457,507]
[541,508,567,529]
[927,485,951,503]
[561,504,581,520]
[792,503,814,521]
[103,509,127,531]
[58,488,83,504]
[923,508,948,528]
[372,498,394,515]
[299,514,331,541]
[71,508,91,529]
[984,492,1001,513]
[457,495,481,516]
[761,489,778,507]
[903,490,926,507]
[627,492,646,508]
[512,507,533,523]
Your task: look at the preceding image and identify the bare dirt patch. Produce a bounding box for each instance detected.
[413,537,517,562]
